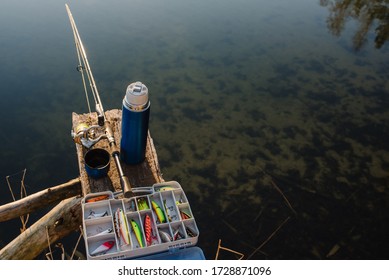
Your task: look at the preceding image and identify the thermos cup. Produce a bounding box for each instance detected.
[84,148,110,178]
[120,81,150,164]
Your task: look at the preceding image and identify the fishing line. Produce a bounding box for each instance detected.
[68,12,92,114]
[67,6,100,115]
[75,44,92,115]
[78,46,99,108]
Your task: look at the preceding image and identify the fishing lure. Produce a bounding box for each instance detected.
[87,210,108,219]
[114,208,130,246]
[173,228,184,241]
[158,229,172,243]
[90,240,115,256]
[128,199,137,212]
[131,219,144,248]
[156,186,176,192]
[185,226,197,238]
[180,209,192,220]
[163,200,173,222]
[175,194,185,205]
[144,214,153,246]
[91,227,113,237]
[151,200,166,223]
[86,194,109,203]
[137,197,149,210]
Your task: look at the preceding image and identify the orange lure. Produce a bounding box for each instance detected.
[86,194,109,203]
[144,214,152,246]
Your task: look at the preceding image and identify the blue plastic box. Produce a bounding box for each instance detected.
[134,246,205,260]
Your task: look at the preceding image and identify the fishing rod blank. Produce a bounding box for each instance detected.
[65,4,133,198]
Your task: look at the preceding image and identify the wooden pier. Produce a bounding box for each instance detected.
[72,109,164,195]
[0,109,164,259]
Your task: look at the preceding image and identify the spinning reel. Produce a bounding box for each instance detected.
[71,122,115,149]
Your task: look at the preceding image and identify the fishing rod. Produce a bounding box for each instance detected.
[65,4,133,198]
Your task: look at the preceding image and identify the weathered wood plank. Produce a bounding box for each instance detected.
[72,109,164,196]
[0,196,82,260]
[0,178,82,222]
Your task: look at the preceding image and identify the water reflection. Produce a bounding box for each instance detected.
[320,0,389,49]
[1,0,389,260]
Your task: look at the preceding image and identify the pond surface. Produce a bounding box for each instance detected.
[0,0,388,259]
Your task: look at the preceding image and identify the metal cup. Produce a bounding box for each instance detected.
[84,148,110,178]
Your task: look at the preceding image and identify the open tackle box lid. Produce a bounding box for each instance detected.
[81,181,202,260]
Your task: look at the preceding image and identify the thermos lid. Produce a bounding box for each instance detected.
[124,81,149,110]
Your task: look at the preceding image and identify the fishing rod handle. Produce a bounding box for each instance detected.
[121,176,133,198]
[113,154,133,197]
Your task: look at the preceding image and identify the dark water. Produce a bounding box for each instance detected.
[0,0,388,259]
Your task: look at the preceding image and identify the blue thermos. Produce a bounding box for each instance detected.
[120,81,150,165]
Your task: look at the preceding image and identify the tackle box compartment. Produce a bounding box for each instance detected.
[81,181,200,260]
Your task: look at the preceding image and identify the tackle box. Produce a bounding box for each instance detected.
[81,181,200,260]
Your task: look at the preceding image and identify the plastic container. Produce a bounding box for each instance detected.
[81,181,200,260]
[134,246,205,260]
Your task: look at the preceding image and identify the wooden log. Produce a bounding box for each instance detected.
[0,178,82,222]
[0,195,82,260]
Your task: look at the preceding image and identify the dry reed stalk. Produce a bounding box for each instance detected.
[6,169,30,232]
[254,206,265,222]
[246,216,291,259]
[221,219,239,235]
[215,239,244,260]
[45,226,53,260]
[258,168,297,215]
[70,226,84,260]
[269,179,297,215]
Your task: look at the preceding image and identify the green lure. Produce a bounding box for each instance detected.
[131,219,144,248]
[156,186,176,192]
[151,200,166,223]
[137,197,149,210]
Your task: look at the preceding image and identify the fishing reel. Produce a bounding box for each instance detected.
[71,122,113,149]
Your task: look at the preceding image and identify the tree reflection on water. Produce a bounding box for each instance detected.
[320,0,389,50]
